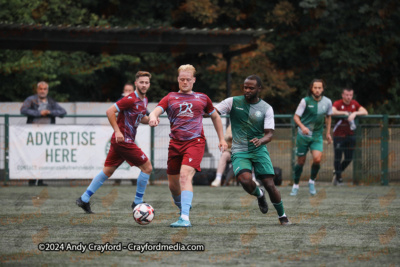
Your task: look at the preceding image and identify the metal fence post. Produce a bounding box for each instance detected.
[150,125,155,183]
[381,114,389,185]
[4,114,9,185]
[353,117,362,185]
[290,116,295,184]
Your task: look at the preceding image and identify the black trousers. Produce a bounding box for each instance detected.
[333,136,356,179]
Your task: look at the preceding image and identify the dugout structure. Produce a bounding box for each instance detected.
[0,22,271,98]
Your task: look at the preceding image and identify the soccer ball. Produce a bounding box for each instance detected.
[133,203,155,225]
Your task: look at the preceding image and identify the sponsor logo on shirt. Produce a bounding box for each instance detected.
[128,96,132,99]
[308,105,314,108]
[189,158,193,162]
[235,107,244,110]
[254,111,262,118]
[177,102,194,117]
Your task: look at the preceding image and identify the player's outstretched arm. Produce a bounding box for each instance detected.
[148,107,163,127]
[106,105,123,143]
[210,111,228,152]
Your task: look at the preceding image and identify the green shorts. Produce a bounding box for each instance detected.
[295,133,323,156]
[231,147,275,179]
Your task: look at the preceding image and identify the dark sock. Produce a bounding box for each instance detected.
[273,201,285,217]
[251,187,262,198]
[310,163,320,181]
[294,164,303,184]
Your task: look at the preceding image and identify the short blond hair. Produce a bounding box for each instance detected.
[178,64,196,76]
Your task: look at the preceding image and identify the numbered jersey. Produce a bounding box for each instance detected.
[113,91,148,143]
[157,91,215,141]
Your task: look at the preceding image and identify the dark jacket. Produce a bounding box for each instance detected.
[20,95,67,124]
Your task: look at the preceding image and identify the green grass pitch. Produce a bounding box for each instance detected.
[0,184,399,266]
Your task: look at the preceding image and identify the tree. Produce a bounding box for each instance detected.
[1,0,399,114]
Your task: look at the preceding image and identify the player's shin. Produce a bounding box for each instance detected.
[310,163,320,180]
[251,186,263,197]
[294,164,303,184]
[81,171,109,203]
[272,201,285,217]
[135,172,150,204]
[172,194,181,210]
[181,190,193,221]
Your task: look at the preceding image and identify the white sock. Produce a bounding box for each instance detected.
[214,174,222,182]
[258,188,264,198]
[309,179,315,184]
[279,213,287,218]
[293,184,299,189]
[181,214,189,221]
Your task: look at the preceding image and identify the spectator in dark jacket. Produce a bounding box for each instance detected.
[20,81,67,186]
[21,81,67,124]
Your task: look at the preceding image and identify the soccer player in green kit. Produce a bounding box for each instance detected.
[215,75,290,225]
[290,79,332,196]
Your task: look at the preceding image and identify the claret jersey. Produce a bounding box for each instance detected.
[156,91,215,141]
[113,91,148,143]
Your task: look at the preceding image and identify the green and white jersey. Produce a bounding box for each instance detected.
[215,96,274,153]
[295,96,332,137]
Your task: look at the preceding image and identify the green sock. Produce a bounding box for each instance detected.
[273,201,285,217]
[310,163,320,181]
[294,164,303,184]
[251,187,262,197]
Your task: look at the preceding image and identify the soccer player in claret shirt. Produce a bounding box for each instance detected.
[76,71,154,214]
[332,88,368,185]
[148,64,228,227]
[290,79,332,196]
[215,75,291,225]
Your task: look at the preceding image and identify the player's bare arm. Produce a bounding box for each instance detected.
[106,105,123,143]
[294,114,309,135]
[325,115,332,144]
[348,106,368,121]
[141,115,159,125]
[140,116,150,124]
[250,129,274,147]
[210,111,228,152]
[148,107,163,127]
[332,106,350,116]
